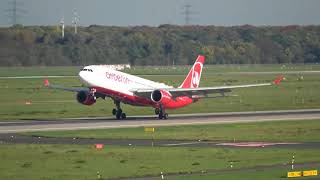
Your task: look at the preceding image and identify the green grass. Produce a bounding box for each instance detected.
[1,66,320,120]
[0,66,80,77]
[1,64,319,77]
[124,64,320,75]
[0,144,319,180]
[25,119,320,142]
[169,167,320,180]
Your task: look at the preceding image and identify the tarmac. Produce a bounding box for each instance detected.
[0,109,319,149]
[0,109,319,133]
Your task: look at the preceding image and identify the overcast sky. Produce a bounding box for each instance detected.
[1,0,320,27]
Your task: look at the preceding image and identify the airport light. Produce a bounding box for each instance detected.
[160,172,164,179]
[291,155,295,170]
[97,171,102,179]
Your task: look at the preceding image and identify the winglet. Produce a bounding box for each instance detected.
[273,75,284,85]
[44,79,50,87]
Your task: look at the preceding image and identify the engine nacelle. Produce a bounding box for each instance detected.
[151,89,172,105]
[76,91,96,105]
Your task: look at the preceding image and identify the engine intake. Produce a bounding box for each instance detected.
[151,89,172,105]
[76,91,96,105]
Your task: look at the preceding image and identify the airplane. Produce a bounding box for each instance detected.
[44,55,283,119]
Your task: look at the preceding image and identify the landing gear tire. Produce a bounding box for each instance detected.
[155,108,160,115]
[113,100,127,119]
[157,105,168,119]
[112,108,117,115]
[158,112,168,120]
[116,109,123,120]
[163,113,168,119]
[121,113,126,119]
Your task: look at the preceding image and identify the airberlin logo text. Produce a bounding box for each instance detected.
[191,62,202,88]
[106,72,131,84]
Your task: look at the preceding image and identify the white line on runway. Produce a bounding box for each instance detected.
[0,121,33,124]
[1,115,319,133]
[62,109,320,120]
[0,76,77,79]
[162,142,204,146]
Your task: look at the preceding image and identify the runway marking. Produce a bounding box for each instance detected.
[162,142,204,146]
[0,76,77,79]
[0,121,32,124]
[216,142,300,147]
[61,108,320,120]
[0,115,319,133]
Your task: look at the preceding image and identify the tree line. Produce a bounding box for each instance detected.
[0,24,319,66]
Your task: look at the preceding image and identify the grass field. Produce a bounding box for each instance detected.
[0,144,319,180]
[1,64,319,180]
[1,64,320,77]
[0,72,319,120]
[25,119,320,142]
[169,167,319,180]
[9,118,320,180]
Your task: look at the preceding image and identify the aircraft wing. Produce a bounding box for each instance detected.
[131,83,271,99]
[43,79,107,99]
[43,79,88,92]
[131,76,283,99]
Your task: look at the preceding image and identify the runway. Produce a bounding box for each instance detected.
[0,109,320,148]
[0,109,319,134]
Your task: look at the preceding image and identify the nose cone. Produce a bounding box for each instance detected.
[79,70,89,86]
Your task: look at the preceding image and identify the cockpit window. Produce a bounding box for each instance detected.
[81,68,93,72]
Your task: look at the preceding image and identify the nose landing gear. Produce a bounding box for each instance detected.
[113,100,126,119]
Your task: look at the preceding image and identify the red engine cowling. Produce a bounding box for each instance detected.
[76,91,96,105]
[151,89,172,105]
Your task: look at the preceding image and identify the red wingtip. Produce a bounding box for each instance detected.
[273,75,284,85]
[44,79,49,87]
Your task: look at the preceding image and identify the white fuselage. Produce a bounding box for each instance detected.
[79,65,172,97]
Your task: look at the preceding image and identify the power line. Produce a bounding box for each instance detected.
[5,0,26,26]
[182,4,191,25]
[181,2,197,25]
[72,9,79,34]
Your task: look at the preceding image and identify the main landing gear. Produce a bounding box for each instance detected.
[112,100,126,119]
[155,107,168,119]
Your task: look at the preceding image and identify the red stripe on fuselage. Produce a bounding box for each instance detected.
[93,86,155,107]
[93,86,196,109]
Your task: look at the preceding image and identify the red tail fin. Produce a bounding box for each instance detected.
[179,55,205,88]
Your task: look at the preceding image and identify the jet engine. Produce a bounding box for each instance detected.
[76,91,96,105]
[151,89,172,105]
